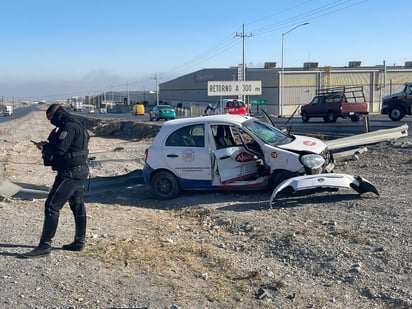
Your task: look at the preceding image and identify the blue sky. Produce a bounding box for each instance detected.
[0,0,409,100]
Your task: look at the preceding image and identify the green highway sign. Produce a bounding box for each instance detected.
[249,99,268,105]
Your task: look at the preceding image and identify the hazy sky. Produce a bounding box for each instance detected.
[0,0,409,100]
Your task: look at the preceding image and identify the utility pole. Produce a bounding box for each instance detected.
[235,24,253,103]
[153,73,160,105]
[127,80,130,105]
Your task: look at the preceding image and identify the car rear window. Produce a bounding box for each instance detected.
[165,124,205,147]
[226,100,245,108]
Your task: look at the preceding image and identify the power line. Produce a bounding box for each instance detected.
[161,34,240,77]
[162,0,366,79]
[252,0,366,37]
[235,24,253,83]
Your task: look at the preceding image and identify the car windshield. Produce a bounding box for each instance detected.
[242,118,292,146]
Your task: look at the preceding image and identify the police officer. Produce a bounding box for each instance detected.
[21,104,90,258]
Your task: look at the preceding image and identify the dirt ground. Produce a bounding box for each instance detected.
[0,106,411,309]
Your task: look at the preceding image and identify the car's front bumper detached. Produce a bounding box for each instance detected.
[269,173,379,208]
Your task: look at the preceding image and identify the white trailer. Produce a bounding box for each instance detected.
[4,105,13,116]
[70,97,83,112]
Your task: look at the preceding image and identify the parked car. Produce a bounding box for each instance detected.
[205,99,247,115]
[143,113,377,200]
[149,104,176,121]
[300,86,369,123]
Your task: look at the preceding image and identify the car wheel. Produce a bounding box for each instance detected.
[269,169,296,189]
[350,115,360,122]
[389,106,405,121]
[151,171,180,200]
[326,111,337,123]
[301,111,309,123]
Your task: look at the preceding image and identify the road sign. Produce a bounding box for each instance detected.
[249,99,268,105]
[208,81,262,96]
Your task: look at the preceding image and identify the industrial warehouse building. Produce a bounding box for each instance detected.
[159,61,412,116]
[84,61,412,117]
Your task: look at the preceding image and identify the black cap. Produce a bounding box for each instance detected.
[46,104,63,120]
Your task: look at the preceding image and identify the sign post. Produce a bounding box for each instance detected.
[249,99,268,115]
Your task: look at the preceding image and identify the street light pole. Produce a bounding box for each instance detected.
[280,22,309,117]
[154,73,159,105]
[127,80,129,105]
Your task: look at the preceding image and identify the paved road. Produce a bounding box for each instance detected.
[97,111,411,139]
[0,105,37,122]
[2,106,410,139]
[83,109,411,139]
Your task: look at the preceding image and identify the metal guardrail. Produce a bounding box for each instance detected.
[175,105,211,118]
[325,124,409,150]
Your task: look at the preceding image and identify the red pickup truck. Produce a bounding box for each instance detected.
[300,86,369,123]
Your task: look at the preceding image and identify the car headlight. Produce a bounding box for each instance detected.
[301,154,325,169]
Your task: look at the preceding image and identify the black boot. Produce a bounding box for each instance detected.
[20,215,58,258]
[62,215,86,251]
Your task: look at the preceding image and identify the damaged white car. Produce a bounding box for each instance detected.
[143,113,386,203]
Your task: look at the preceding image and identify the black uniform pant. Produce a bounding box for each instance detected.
[36,165,89,247]
[45,165,89,219]
[44,166,89,226]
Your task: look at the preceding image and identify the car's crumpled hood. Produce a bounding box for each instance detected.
[278,135,327,154]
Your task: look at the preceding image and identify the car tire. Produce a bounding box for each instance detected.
[326,111,337,123]
[269,169,296,190]
[301,111,309,123]
[350,115,360,122]
[151,171,180,200]
[388,106,405,121]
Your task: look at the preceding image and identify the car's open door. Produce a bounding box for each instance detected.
[260,108,296,134]
[260,109,277,128]
[214,146,258,183]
